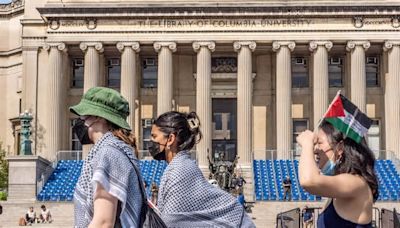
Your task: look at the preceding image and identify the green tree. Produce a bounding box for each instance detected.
[0,143,8,192]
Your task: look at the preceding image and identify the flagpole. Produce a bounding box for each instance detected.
[314,90,341,132]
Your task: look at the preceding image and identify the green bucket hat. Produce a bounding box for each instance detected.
[69,87,131,130]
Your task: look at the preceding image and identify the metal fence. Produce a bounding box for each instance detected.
[276,208,301,228]
[372,207,381,228]
[277,207,395,228]
[381,208,400,228]
[56,150,82,162]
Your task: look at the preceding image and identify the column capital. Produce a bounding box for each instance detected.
[43,42,67,52]
[233,41,256,52]
[309,41,333,52]
[272,41,296,52]
[79,42,104,53]
[193,41,215,53]
[116,42,140,53]
[383,40,400,51]
[346,41,370,52]
[153,42,177,53]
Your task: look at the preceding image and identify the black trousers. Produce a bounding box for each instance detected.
[283,188,292,201]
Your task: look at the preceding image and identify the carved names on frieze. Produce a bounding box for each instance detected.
[48,17,400,32]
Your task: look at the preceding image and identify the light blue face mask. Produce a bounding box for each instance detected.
[321,154,336,176]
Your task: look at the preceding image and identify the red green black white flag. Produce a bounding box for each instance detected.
[323,94,373,144]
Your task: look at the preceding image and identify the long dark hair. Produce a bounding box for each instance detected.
[153,111,202,151]
[320,120,379,202]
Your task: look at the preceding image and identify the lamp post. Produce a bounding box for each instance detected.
[19,110,33,155]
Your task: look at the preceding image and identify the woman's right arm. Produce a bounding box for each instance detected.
[88,183,118,228]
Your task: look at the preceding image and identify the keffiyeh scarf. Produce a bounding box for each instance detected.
[158,151,256,228]
[74,132,143,228]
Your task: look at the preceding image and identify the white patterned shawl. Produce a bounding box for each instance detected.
[74,132,143,228]
[158,151,256,228]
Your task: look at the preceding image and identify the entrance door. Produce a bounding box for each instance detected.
[212,99,237,162]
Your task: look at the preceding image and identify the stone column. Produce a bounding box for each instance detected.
[234,41,256,201]
[80,42,104,93]
[154,42,176,116]
[117,42,140,130]
[43,43,67,160]
[384,41,400,159]
[273,41,296,159]
[22,47,38,115]
[21,46,39,155]
[193,42,215,174]
[346,41,370,113]
[234,41,256,165]
[309,41,333,128]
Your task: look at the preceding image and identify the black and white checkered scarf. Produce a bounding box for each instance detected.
[74,132,143,227]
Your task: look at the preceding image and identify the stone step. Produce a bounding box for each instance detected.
[0,201,74,227]
[1,199,398,227]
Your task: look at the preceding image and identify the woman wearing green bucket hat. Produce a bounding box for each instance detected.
[70,87,143,228]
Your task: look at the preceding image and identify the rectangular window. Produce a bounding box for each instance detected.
[70,119,82,151]
[293,119,309,151]
[328,57,344,87]
[107,58,121,88]
[366,56,379,87]
[211,57,237,73]
[213,113,222,130]
[292,57,309,88]
[142,57,158,88]
[142,119,153,150]
[367,119,380,158]
[71,58,84,88]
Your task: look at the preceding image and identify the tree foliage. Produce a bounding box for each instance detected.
[0,143,8,191]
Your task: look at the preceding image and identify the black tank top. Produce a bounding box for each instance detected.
[317,201,372,228]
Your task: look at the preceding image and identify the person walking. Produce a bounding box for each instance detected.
[149,111,255,227]
[71,87,143,228]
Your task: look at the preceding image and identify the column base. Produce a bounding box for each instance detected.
[6,156,52,201]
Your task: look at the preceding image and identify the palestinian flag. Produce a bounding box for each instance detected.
[323,94,373,144]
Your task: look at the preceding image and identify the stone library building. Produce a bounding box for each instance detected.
[1,0,400,198]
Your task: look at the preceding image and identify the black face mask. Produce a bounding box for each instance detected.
[148,140,167,161]
[72,118,93,145]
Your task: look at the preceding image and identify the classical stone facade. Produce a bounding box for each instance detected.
[1,0,400,198]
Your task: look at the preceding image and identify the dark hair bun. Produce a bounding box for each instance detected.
[154,111,202,151]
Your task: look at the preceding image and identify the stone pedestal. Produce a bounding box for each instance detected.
[6,156,52,201]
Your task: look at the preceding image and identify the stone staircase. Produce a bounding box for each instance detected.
[0,200,398,227]
[0,200,73,228]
